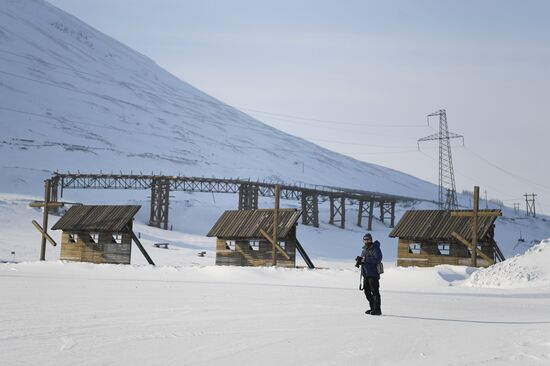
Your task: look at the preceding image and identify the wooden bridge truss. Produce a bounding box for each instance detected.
[49,173,418,231]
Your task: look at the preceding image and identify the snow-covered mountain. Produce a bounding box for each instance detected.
[0,0,437,199]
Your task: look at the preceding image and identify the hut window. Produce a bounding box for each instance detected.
[438,244,450,255]
[68,233,78,243]
[112,234,123,244]
[90,233,100,244]
[278,240,286,250]
[225,240,236,251]
[409,243,421,254]
[249,240,260,251]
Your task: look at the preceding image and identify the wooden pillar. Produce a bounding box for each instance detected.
[357,200,364,227]
[329,197,335,225]
[313,194,319,228]
[49,176,59,213]
[149,181,158,227]
[368,200,374,230]
[40,179,51,261]
[379,200,384,222]
[301,193,319,228]
[301,194,307,225]
[390,201,396,228]
[149,178,170,229]
[340,197,346,229]
[472,186,479,267]
[238,185,244,210]
[238,184,259,210]
[273,185,280,266]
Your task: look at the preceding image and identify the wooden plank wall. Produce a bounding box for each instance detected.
[215,238,296,268]
[396,238,493,268]
[60,231,132,264]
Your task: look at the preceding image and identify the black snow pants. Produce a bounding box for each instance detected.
[363,277,381,313]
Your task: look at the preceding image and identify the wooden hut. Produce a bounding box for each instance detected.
[207,208,313,268]
[389,209,505,268]
[52,205,141,264]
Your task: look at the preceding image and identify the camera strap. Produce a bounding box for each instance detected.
[359,273,363,291]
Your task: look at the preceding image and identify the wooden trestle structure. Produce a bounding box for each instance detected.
[46,173,420,231]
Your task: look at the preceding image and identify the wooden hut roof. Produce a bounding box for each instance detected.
[52,205,141,232]
[207,209,302,239]
[389,209,500,242]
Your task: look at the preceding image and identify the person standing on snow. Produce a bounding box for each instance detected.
[356,233,383,315]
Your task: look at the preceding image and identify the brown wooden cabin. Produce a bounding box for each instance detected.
[207,208,310,268]
[389,209,505,268]
[52,205,141,264]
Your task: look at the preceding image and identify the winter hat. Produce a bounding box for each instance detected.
[363,233,372,241]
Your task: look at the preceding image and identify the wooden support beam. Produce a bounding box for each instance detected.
[272,184,280,266]
[390,201,396,228]
[295,239,315,269]
[300,193,319,228]
[41,179,50,261]
[329,197,335,225]
[260,228,290,260]
[131,232,156,265]
[340,197,345,229]
[357,200,363,227]
[29,202,64,208]
[368,200,374,231]
[450,211,503,217]
[472,186,479,267]
[451,232,494,265]
[31,220,57,247]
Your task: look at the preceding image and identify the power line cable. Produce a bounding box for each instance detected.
[463,147,550,193]
[418,150,521,202]
[242,107,427,128]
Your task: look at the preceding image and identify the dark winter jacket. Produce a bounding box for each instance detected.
[360,240,383,279]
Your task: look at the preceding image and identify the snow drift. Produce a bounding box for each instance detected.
[465,238,550,289]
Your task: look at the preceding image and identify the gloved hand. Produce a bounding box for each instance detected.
[355,256,363,268]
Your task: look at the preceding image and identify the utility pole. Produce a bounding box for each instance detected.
[484,190,488,209]
[418,109,464,210]
[272,184,280,266]
[260,185,290,266]
[451,186,502,267]
[524,193,537,218]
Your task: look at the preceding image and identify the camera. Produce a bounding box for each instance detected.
[355,256,363,268]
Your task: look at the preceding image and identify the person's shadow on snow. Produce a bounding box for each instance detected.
[384,314,550,325]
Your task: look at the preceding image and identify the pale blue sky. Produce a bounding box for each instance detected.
[49,0,550,213]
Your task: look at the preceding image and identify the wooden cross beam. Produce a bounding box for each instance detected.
[260,228,291,260]
[450,186,501,267]
[451,232,495,265]
[31,220,58,247]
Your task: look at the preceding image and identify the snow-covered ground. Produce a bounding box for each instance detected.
[2,193,550,365]
[2,252,550,365]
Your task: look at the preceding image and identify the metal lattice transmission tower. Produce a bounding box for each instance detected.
[418,109,464,210]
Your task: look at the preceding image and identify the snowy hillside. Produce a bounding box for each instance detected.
[0,0,437,200]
